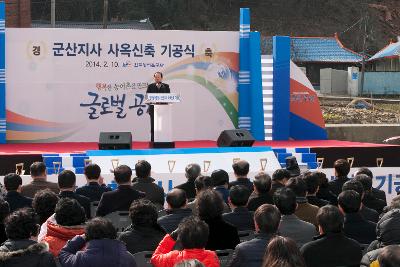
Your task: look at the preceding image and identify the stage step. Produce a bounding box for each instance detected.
[43,153,88,175]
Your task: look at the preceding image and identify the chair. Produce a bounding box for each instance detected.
[216,249,234,267]
[105,211,131,232]
[133,251,154,267]
[238,230,255,242]
[90,201,99,218]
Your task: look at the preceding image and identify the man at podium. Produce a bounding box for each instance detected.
[146,72,170,142]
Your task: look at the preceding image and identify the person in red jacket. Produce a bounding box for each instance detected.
[151,216,220,267]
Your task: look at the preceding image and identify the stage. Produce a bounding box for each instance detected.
[0,140,399,176]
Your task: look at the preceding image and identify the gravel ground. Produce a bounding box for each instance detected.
[320,99,400,124]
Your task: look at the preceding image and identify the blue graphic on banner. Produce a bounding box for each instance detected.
[0,1,6,143]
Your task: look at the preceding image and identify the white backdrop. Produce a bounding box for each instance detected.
[5,29,239,142]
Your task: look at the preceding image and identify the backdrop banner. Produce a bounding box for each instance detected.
[6,28,239,143]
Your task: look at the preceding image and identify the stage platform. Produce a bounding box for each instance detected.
[0,140,399,175]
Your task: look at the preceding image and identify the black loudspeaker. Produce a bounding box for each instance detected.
[217,129,255,147]
[98,132,132,150]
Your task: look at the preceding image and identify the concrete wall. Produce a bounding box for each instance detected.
[363,72,400,95]
[326,124,400,143]
[320,68,347,95]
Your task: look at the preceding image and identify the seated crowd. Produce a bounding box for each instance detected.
[0,158,397,267]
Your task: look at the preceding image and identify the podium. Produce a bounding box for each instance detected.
[145,93,181,148]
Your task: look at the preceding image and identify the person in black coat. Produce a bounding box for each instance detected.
[304,172,329,207]
[157,189,192,233]
[118,199,165,255]
[354,174,386,214]
[131,160,164,209]
[96,165,145,217]
[315,171,338,206]
[228,204,281,267]
[0,208,57,267]
[301,205,362,267]
[57,170,91,218]
[355,167,387,204]
[269,169,291,198]
[174,163,201,200]
[342,179,380,223]
[0,199,10,244]
[211,169,230,204]
[75,164,111,202]
[229,160,253,192]
[338,190,376,245]
[197,190,240,250]
[328,159,351,196]
[3,173,32,212]
[222,185,254,231]
[146,71,171,142]
[247,172,273,212]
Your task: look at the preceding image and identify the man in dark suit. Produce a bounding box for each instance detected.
[304,172,329,208]
[338,190,376,245]
[269,169,291,197]
[223,185,254,231]
[355,167,387,204]
[157,189,192,233]
[301,205,362,267]
[146,71,171,142]
[247,172,273,211]
[228,204,280,267]
[229,160,253,192]
[328,159,351,196]
[21,162,59,198]
[132,160,164,209]
[58,170,91,218]
[174,163,201,200]
[75,164,111,202]
[354,174,386,214]
[96,165,145,217]
[4,173,32,212]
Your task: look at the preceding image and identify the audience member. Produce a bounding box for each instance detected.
[32,189,59,224]
[338,190,376,244]
[21,162,59,198]
[59,217,137,267]
[186,175,213,213]
[247,172,273,212]
[4,173,32,212]
[315,171,337,205]
[303,172,329,207]
[175,163,201,200]
[270,169,291,197]
[328,159,351,196]
[0,199,10,244]
[151,216,219,267]
[342,179,379,223]
[222,185,254,231]
[355,167,387,204]
[286,177,319,227]
[273,188,316,247]
[211,169,230,203]
[354,174,386,214]
[262,236,306,267]
[285,156,301,177]
[361,209,400,266]
[75,163,111,202]
[132,160,165,209]
[42,198,86,256]
[118,199,165,254]
[158,189,192,233]
[229,160,253,192]
[96,165,145,216]
[0,208,57,267]
[300,205,362,267]
[197,189,240,250]
[377,245,400,267]
[228,204,281,267]
[58,170,91,218]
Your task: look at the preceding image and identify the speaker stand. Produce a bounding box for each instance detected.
[150,142,175,149]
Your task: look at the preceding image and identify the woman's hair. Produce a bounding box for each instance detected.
[32,189,59,224]
[55,198,86,226]
[85,217,117,241]
[262,236,306,267]
[196,189,224,221]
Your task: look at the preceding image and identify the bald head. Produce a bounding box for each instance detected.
[166,189,187,209]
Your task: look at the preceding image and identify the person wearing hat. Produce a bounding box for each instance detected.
[285,156,301,177]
